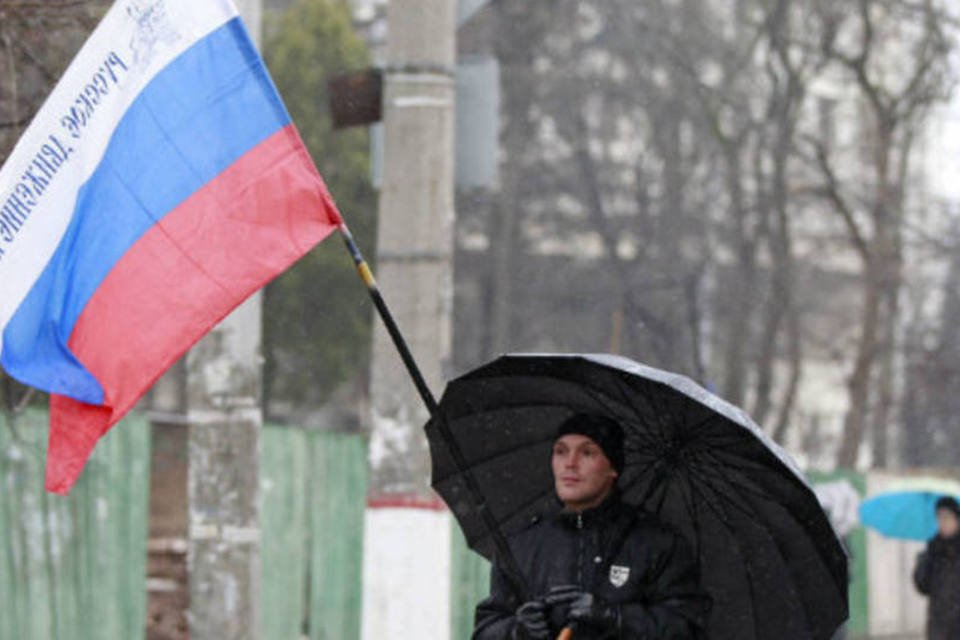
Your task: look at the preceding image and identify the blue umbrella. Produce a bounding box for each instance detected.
[859,479,960,541]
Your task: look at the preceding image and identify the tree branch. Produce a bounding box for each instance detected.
[808,135,872,259]
[0,116,29,129]
[571,115,674,356]
[12,36,56,83]
[0,1,92,10]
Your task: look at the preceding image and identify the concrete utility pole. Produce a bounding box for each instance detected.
[186,2,262,639]
[362,1,457,638]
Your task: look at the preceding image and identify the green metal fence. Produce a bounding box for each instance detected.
[809,470,868,639]
[0,415,367,640]
[0,415,475,640]
[263,425,491,640]
[450,523,490,639]
[261,425,312,640]
[0,408,150,640]
[261,427,367,640]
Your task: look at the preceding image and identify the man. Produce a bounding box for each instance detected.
[914,496,960,640]
[472,413,710,639]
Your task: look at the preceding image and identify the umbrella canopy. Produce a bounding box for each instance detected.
[427,354,847,640]
[859,478,960,541]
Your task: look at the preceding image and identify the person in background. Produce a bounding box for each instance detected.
[914,496,960,640]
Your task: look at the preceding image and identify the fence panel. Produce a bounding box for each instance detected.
[0,408,150,640]
[308,431,367,640]
[450,523,490,639]
[260,427,367,640]
[261,426,311,640]
[809,469,868,639]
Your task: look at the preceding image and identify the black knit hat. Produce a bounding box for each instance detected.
[935,496,960,518]
[555,413,625,473]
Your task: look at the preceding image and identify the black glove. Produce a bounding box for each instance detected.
[567,592,620,635]
[544,584,583,631]
[544,584,582,606]
[513,599,550,639]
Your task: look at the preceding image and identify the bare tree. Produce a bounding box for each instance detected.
[804,0,955,468]
[617,0,822,436]
[901,215,960,466]
[747,0,833,437]
[461,0,956,467]
[482,0,559,356]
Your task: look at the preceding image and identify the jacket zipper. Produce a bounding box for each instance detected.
[576,512,584,586]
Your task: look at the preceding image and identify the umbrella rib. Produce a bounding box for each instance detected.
[432,432,551,484]
[686,463,826,640]
[575,383,662,449]
[684,462,823,638]
[472,484,559,537]
[647,379,684,441]
[602,374,670,443]
[696,449,847,600]
[620,413,729,459]
[693,457,820,544]
[442,399,584,419]
[697,447,837,543]
[675,461,703,559]
[462,385,664,452]
[676,413,723,441]
[691,453,814,533]
[431,395,651,484]
[616,458,667,505]
[675,464,763,640]
[700,443,811,487]
[645,385,678,444]
[697,450,805,502]
[670,466,763,638]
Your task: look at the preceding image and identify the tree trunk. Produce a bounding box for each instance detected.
[684,267,708,383]
[871,216,903,467]
[772,303,803,444]
[752,290,784,427]
[655,111,687,370]
[836,263,882,467]
[871,294,896,468]
[835,111,904,468]
[721,145,758,407]
[752,149,789,427]
[486,2,541,354]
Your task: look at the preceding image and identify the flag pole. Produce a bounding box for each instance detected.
[336,222,530,598]
[337,223,439,417]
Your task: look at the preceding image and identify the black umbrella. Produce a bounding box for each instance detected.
[427,353,848,640]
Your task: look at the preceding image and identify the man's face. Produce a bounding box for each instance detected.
[552,433,618,512]
[937,509,960,538]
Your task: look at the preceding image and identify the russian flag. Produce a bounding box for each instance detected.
[0,0,341,493]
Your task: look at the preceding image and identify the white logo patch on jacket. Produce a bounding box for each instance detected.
[609,564,630,588]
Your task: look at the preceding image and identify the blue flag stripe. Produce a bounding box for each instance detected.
[1,18,289,403]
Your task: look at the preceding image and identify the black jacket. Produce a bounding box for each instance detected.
[472,494,710,639]
[915,534,960,640]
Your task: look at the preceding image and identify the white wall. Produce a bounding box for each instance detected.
[361,504,453,640]
[866,473,928,639]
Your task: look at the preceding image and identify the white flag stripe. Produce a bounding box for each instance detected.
[0,0,239,336]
